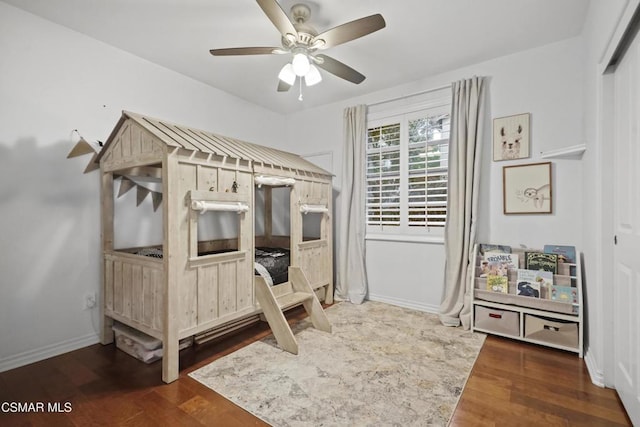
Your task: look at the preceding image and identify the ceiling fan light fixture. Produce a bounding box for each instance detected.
[305,64,322,86]
[291,52,310,76]
[278,63,296,85]
[310,38,326,50]
[209,0,386,97]
[284,33,298,45]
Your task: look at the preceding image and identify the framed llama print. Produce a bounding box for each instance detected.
[503,162,552,214]
[493,113,530,161]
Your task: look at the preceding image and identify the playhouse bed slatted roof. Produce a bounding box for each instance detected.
[99,111,331,176]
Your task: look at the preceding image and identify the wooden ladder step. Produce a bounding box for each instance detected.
[254,267,331,355]
[277,291,313,310]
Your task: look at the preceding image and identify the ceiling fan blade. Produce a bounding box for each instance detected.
[277,79,293,92]
[314,54,365,84]
[312,14,386,49]
[209,47,281,56]
[256,0,298,38]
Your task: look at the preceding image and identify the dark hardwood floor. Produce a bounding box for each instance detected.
[450,337,631,426]
[0,307,632,426]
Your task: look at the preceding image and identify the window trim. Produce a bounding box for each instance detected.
[366,97,450,239]
[365,233,445,244]
[187,190,247,259]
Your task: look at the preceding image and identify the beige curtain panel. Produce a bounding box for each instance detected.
[439,77,486,329]
[337,104,369,304]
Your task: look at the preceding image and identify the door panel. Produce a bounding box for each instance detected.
[613,21,640,425]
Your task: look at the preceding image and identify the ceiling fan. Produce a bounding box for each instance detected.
[209,0,386,96]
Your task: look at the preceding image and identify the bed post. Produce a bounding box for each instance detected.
[100,170,114,345]
[264,186,272,244]
[162,151,180,383]
[325,181,334,304]
[290,182,302,267]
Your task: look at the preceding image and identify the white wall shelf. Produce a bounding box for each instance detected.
[539,144,586,159]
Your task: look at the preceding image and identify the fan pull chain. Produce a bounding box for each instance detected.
[298,78,303,101]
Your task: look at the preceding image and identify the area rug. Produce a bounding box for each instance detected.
[189,301,485,426]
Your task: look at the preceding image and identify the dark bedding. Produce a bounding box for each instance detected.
[254,247,290,285]
[135,246,290,286]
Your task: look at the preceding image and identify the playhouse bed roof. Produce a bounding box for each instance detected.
[98,111,331,176]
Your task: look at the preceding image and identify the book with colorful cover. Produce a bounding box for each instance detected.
[543,245,576,264]
[516,269,553,298]
[479,253,519,278]
[478,243,512,256]
[486,274,509,293]
[551,285,578,304]
[524,252,558,274]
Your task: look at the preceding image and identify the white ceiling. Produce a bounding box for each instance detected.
[3,0,589,114]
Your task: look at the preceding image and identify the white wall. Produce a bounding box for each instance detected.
[0,2,286,371]
[286,36,585,312]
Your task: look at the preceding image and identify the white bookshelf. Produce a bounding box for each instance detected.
[470,245,584,357]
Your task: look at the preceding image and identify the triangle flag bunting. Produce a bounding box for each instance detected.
[83,153,100,173]
[152,192,163,212]
[67,137,96,158]
[117,177,136,198]
[136,185,150,206]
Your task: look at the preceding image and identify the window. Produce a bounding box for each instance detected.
[188,196,249,258]
[302,212,323,241]
[366,103,450,238]
[193,210,240,257]
[113,178,163,250]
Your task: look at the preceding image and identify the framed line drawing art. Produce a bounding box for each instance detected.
[503,162,552,214]
[493,113,530,161]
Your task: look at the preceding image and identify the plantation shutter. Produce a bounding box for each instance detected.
[366,103,450,235]
[408,115,450,227]
[366,123,401,227]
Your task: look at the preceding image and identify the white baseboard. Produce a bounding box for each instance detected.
[0,333,100,373]
[584,347,606,388]
[367,293,440,314]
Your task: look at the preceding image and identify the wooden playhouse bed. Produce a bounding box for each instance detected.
[96,111,333,383]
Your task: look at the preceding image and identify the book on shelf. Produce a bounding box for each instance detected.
[479,253,519,278]
[478,243,512,256]
[516,269,553,299]
[551,285,578,304]
[524,252,558,274]
[543,245,577,276]
[486,274,509,293]
[543,245,576,263]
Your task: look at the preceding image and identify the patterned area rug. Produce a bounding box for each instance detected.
[189,301,485,426]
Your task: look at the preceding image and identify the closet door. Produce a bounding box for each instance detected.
[612,20,640,425]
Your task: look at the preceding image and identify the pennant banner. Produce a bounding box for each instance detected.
[67,137,96,158]
[117,177,136,198]
[151,191,163,212]
[83,153,100,173]
[136,185,150,206]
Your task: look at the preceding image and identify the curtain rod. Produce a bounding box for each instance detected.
[367,83,451,108]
